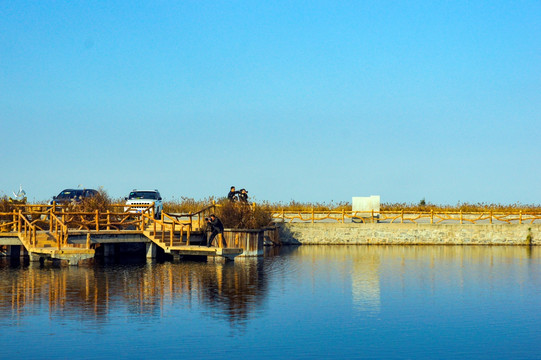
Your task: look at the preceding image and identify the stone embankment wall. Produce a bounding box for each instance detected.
[278,223,540,245]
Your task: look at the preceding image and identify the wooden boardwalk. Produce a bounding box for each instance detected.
[0,204,243,264]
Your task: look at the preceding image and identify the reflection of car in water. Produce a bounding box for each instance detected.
[124,189,163,219]
[51,189,98,204]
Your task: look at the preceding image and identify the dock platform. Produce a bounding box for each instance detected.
[0,203,246,265]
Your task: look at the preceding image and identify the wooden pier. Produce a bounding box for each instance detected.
[0,203,245,265]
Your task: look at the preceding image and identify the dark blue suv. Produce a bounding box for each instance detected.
[51,189,98,204]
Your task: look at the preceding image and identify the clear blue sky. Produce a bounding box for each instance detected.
[1,1,540,204]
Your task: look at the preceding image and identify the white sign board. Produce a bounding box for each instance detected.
[352,195,380,214]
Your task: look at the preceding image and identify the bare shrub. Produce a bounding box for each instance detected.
[217,201,273,229]
[0,196,16,222]
[79,189,114,212]
[61,189,114,213]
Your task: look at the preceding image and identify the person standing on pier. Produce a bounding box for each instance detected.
[238,188,248,203]
[228,186,239,201]
[207,214,226,248]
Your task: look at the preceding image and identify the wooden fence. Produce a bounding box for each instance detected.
[1,203,219,230]
[272,210,541,225]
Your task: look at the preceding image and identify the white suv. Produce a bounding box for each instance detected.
[124,189,163,219]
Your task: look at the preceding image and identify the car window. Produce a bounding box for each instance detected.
[129,192,157,200]
[58,190,83,199]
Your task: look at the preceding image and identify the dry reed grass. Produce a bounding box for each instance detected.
[263,200,540,213]
[0,196,16,221]
[266,200,351,212]
[130,197,541,214]
[380,201,541,213]
[216,201,273,229]
[164,197,217,213]
[63,189,116,212]
[10,189,541,214]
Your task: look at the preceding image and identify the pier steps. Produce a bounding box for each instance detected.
[16,230,95,265]
[142,226,242,259]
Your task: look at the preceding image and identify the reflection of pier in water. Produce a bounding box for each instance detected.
[1,246,538,325]
[0,258,268,324]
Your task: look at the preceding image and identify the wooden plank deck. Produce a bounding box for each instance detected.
[1,229,243,259]
[163,245,243,257]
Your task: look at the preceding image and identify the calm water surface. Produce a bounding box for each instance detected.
[0,245,539,359]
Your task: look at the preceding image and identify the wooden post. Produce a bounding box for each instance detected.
[52,201,56,213]
[57,226,62,250]
[179,224,184,245]
[401,210,404,224]
[342,209,345,223]
[95,210,99,231]
[106,210,111,230]
[59,226,63,248]
[430,210,434,224]
[519,210,522,224]
[86,233,91,249]
[218,233,224,248]
[63,225,68,247]
[311,208,314,224]
[12,210,17,231]
[170,224,173,247]
[371,209,374,223]
[490,210,493,224]
[282,209,285,223]
[186,226,191,245]
[460,210,463,225]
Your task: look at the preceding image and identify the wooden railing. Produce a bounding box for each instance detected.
[167,202,219,231]
[1,204,154,233]
[143,212,192,246]
[1,204,214,253]
[17,210,37,247]
[163,213,191,245]
[272,210,541,225]
[2,205,541,240]
[49,211,68,250]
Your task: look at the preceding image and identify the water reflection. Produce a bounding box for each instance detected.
[0,246,538,326]
[0,257,269,326]
[275,245,540,316]
[1,245,539,359]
